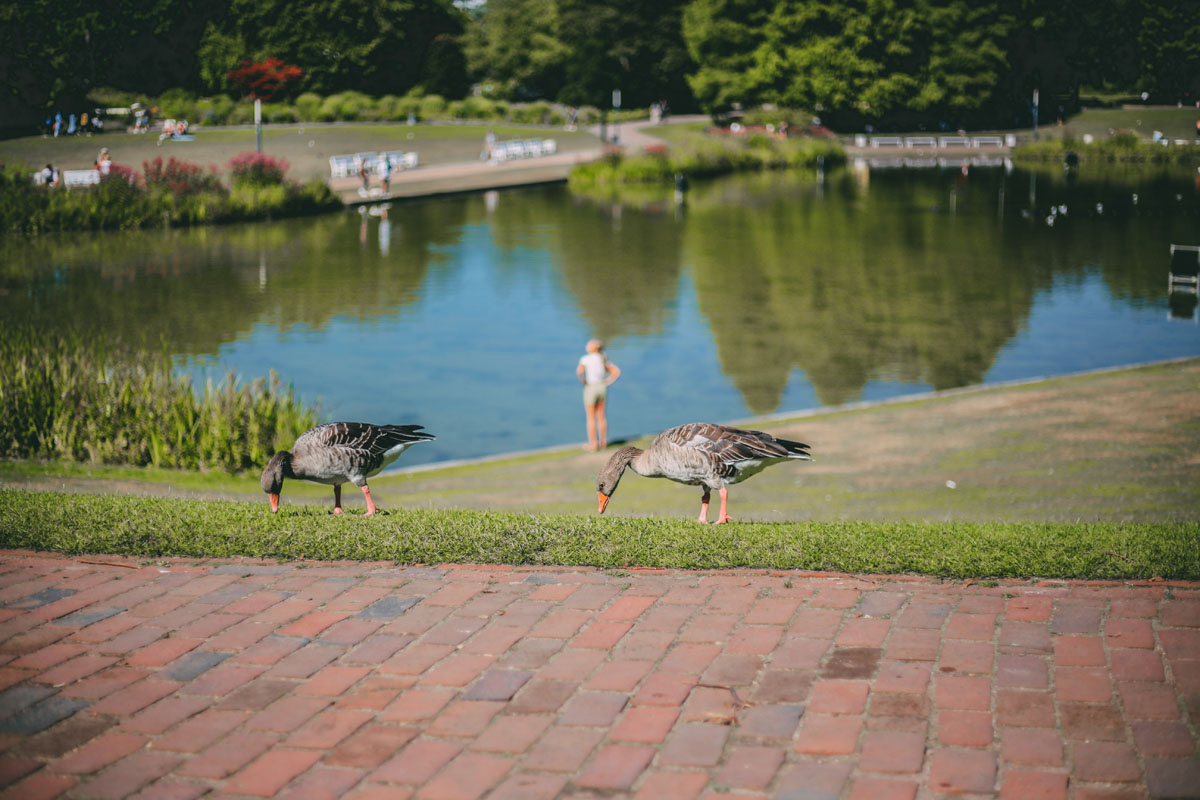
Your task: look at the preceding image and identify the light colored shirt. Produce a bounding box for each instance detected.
[579,352,607,384]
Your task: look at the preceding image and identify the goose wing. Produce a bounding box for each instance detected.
[293,422,435,480]
[657,423,811,480]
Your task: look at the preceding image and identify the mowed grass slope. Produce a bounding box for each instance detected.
[2,359,1198,578]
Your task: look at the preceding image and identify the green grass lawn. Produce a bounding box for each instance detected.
[2,490,1196,579]
[0,122,603,183]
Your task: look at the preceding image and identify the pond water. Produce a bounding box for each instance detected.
[3,164,1198,467]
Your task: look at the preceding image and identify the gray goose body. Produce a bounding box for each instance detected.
[596,423,812,523]
[261,422,435,515]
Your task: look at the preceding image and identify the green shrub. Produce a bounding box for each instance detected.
[263,103,297,123]
[420,94,447,117]
[295,92,323,120]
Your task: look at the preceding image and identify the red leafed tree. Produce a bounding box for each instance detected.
[227,57,303,100]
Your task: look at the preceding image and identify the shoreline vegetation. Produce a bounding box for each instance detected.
[0,327,319,473]
[1,151,339,234]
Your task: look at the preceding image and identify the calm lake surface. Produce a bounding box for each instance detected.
[4,165,1198,466]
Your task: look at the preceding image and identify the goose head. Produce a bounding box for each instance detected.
[596,446,641,514]
[260,451,292,512]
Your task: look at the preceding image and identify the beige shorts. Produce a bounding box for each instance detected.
[583,382,607,406]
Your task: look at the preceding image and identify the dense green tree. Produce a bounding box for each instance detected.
[197,0,470,97]
[464,0,570,100]
[1136,1,1200,102]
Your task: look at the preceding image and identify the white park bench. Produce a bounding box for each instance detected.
[488,138,557,162]
[63,170,100,187]
[870,136,904,148]
[904,136,937,148]
[971,136,1004,148]
[329,151,418,178]
[938,135,971,147]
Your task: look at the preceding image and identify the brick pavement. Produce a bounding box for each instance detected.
[0,550,1196,799]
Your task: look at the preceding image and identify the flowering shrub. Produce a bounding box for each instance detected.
[228,57,303,101]
[143,157,224,195]
[102,163,141,187]
[228,152,289,187]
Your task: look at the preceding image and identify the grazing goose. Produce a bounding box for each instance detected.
[596,423,812,523]
[260,422,435,516]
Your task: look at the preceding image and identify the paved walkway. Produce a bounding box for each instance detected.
[0,552,1196,799]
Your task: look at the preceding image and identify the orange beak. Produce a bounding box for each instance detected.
[269,493,280,513]
[597,492,610,514]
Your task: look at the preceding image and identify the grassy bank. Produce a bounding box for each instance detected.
[569,133,844,191]
[2,490,1196,579]
[1,153,340,234]
[1013,134,1200,165]
[0,326,319,472]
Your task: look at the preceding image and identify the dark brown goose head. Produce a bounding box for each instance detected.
[260,451,293,512]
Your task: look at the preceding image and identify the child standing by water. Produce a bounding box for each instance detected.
[576,339,620,452]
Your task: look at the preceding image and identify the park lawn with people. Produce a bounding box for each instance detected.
[2,358,1197,579]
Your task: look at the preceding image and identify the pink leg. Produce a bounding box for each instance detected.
[714,487,732,524]
[360,484,379,516]
[697,489,711,523]
[331,484,344,515]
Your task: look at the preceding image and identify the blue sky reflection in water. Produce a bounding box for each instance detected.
[4,166,1198,467]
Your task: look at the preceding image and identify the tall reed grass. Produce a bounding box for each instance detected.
[0,326,319,473]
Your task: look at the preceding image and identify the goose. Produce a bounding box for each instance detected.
[260,422,435,516]
[596,423,812,523]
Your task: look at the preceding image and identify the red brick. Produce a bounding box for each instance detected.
[929,748,995,793]
[772,638,831,669]
[1110,649,1165,681]
[428,700,505,737]
[419,654,496,687]
[174,612,242,639]
[379,643,454,675]
[599,596,656,621]
[1072,742,1141,782]
[700,653,761,686]
[88,677,180,715]
[288,710,373,749]
[861,731,926,773]
[937,710,992,746]
[522,725,605,772]
[788,609,843,638]
[812,588,860,608]
[33,654,118,686]
[1161,599,1200,627]
[1118,682,1182,720]
[727,625,783,655]
[270,642,343,678]
[585,660,653,691]
[997,654,1049,689]
[848,777,917,800]
[326,725,418,771]
[371,738,462,785]
[1055,635,1105,666]
[0,772,77,800]
[1001,727,1064,765]
[76,751,181,799]
[633,771,709,800]
[1061,702,1124,741]
[777,760,852,799]
[996,690,1056,727]
[885,628,941,661]
[935,676,991,710]
[423,616,487,646]
[574,744,654,790]
[380,687,456,722]
[528,584,578,602]
[1160,629,1200,660]
[245,695,331,732]
[10,642,88,669]
[1105,618,1154,648]
[424,583,481,607]
[458,625,526,656]
[417,753,512,800]
[808,680,868,714]
[706,587,759,614]
[537,649,604,680]
[945,613,996,640]
[794,714,862,755]
[122,694,210,734]
[276,766,366,800]
[175,732,276,778]
[178,663,263,696]
[1110,598,1158,618]
[571,620,631,649]
[838,617,891,647]
[1007,596,1052,621]
[224,748,322,796]
[125,638,202,667]
[234,635,307,666]
[529,609,591,639]
[560,691,628,725]
[633,672,697,707]
[999,770,1068,800]
[938,640,993,675]
[611,705,678,743]
[717,744,784,790]
[470,714,553,753]
[152,709,248,753]
[745,597,801,625]
[299,665,371,696]
[53,732,147,774]
[999,621,1052,653]
[875,662,929,694]
[1132,721,1196,756]
[507,678,578,714]
[1056,667,1112,701]
[59,666,146,700]
[661,723,729,766]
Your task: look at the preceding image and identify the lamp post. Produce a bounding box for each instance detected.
[612,89,621,144]
[255,98,262,153]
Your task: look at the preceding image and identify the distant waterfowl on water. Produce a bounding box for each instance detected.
[595,423,813,523]
[260,422,435,516]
